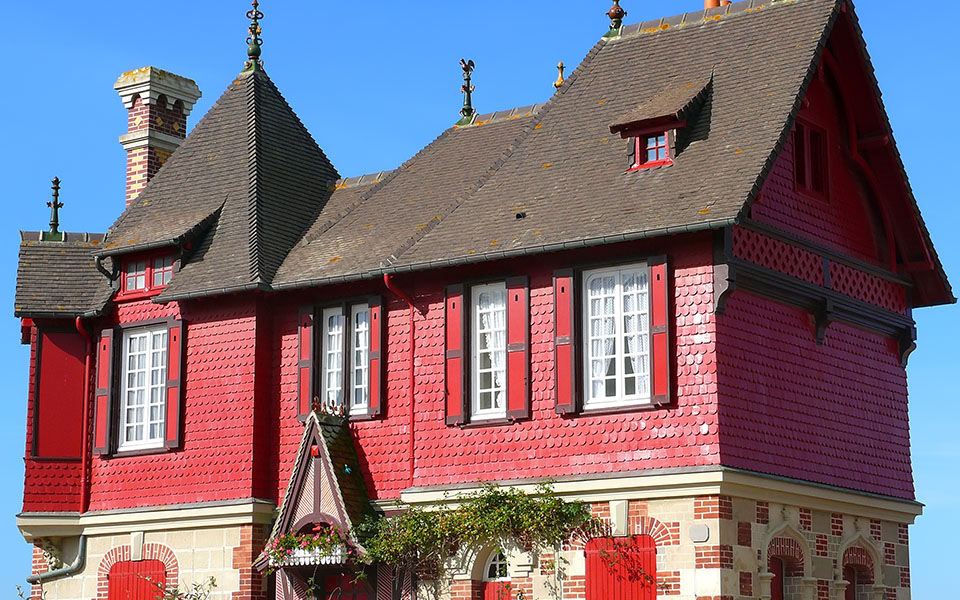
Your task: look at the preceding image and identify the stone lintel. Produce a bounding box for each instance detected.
[115,66,202,115]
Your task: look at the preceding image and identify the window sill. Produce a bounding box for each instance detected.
[115,288,164,302]
[460,417,514,429]
[25,456,82,463]
[578,402,659,417]
[627,159,673,172]
[103,446,170,459]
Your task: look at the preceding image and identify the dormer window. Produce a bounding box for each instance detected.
[630,132,672,170]
[121,255,175,296]
[125,261,147,292]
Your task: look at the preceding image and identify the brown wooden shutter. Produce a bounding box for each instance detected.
[648,256,671,405]
[506,276,530,420]
[367,296,384,417]
[297,307,315,420]
[554,269,578,415]
[93,329,115,455]
[164,320,185,449]
[445,284,467,425]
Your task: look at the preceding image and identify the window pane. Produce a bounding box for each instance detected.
[583,265,652,407]
[472,284,507,419]
[321,308,344,410]
[119,327,168,450]
[350,305,370,409]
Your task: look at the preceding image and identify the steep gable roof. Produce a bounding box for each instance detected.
[100,68,339,296]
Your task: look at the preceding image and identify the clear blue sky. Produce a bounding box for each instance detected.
[1,1,955,597]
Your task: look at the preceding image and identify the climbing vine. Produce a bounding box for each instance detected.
[353,483,609,600]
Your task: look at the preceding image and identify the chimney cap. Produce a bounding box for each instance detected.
[114,66,202,115]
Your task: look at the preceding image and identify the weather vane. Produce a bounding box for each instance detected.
[245,0,264,71]
[554,61,565,91]
[460,59,476,120]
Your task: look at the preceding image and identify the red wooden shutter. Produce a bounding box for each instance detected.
[367,296,384,418]
[93,329,115,456]
[445,284,467,426]
[506,276,530,420]
[648,256,671,405]
[298,307,315,420]
[164,320,184,449]
[554,269,578,415]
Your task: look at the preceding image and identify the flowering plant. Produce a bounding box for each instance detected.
[260,525,352,573]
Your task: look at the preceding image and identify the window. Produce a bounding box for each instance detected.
[118,325,168,451]
[125,261,146,292]
[583,264,651,409]
[630,132,672,170]
[319,303,371,413]
[153,256,174,287]
[481,551,510,600]
[794,120,827,197]
[471,283,507,420]
[122,255,176,295]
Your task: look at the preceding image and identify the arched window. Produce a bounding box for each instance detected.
[481,550,510,600]
[585,535,656,600]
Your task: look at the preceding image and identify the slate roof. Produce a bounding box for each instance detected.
[18,0,951,312]
[15,232,113,318]
[100,67,340,298]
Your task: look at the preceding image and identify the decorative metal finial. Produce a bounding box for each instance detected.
[47,177,63,236]
[244,0,264,71]
[606,0,626,31]
[553,61,565,91]
[460,59,476,120]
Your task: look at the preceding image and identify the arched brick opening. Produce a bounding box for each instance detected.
[842,545,875,600]
[633,516,677,546]
[97,544,179,600]
[767,537,805,600]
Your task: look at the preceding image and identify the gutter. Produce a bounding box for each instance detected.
[26,535,86,585]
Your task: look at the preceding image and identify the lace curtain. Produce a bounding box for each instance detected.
[479,289,506,409]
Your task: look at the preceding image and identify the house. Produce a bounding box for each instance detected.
[14,0,953,598]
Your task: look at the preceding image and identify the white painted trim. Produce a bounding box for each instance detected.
[17,499,275,541]
[118,130,184,153]
[400,469,923,523]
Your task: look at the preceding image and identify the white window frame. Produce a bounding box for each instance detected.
[125,260,147,292]
[484,550,510,582]
[582,262,652,409]
[320,306,345,410]
[118,324,168,451]
[349,303,370,411]
[153,256,174,287]
[471,282,508,421]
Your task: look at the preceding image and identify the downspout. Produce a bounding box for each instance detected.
[26,536,87,585]
[74,317,92,514]
[383,274,417,488]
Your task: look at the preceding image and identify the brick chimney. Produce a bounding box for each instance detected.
[114,67,202,207]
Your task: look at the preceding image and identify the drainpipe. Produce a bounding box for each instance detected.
[26,536,87,585]
[75,317,92,514]
[382,274,417,488]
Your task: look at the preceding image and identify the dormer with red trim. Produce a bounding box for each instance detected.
[609,75,712,171]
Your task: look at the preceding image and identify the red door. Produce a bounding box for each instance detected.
[480,581,511,600]
[108,560,166,600]
[585,536,656,600]
[843,565,858,600]
[770,558,785,600]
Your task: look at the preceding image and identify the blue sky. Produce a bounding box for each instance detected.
[1,1,955,597]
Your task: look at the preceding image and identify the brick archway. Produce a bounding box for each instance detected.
[632,516,678,546]
[97,544,179,600]
[841,544,876,585]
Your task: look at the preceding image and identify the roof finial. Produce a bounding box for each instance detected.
[45,177,63,240]
[606,0,626,34]
[459,59,476,124]
[553,61,565,91]
[244,0,264,71]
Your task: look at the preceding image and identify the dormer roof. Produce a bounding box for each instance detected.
[609,75,712,135]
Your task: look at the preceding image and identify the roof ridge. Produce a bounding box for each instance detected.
[246,70,263,284]
[20,231,106,243]
[454,103,545,129]
[612,0,796,41]
[385,37,610,267]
